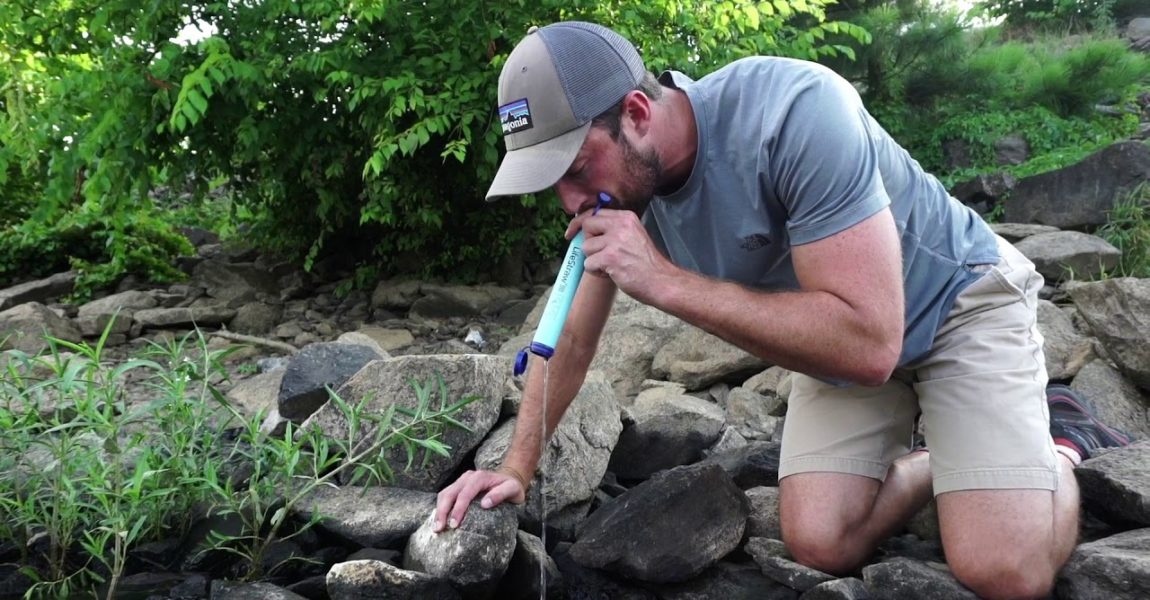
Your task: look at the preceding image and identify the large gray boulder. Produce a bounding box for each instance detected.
[0,272,76,311]
[474,370,622,536]
[404,503,518,598]
[1075,441,1150,526]
[408,284,526,319]
[1068,278,1150,390]
[76,290,157,336]
[652,327,769,390]
[191,259,280,304]
[745,486,782,540]
[569,463,750,583]
[1013,231,1121,282]
[278,342,384,421]
[294,485,436,548]
[1056,528,1150,600]
[1004,141,1150,229]
[502,292,687,400]
[0,302,82,355]
[303,354,508,491]
[1038,300,1095,380]
[132,303,237,328]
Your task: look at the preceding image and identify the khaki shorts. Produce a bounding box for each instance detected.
[778,237,1062,494]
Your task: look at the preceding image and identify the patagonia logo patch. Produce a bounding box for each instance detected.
[499,98,534,135]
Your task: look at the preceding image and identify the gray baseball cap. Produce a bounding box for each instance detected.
[485,22,645,200]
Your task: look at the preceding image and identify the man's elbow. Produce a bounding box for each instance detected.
[854,339,901,386]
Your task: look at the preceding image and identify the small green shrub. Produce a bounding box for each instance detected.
[1098,184,1150,278]
[0,324,474,597]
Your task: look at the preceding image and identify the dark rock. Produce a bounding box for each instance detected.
[861,558,977,599]
[0,272,76,311]
[169,573,210,599]
[493,530,562,600]
[652,561,799,599]
[1004,141,1150,229]
[1075,441,1150,526]
[553,543,657,600]
[755,556,836,592]
[284,575,328,600]
[609,387,724,480]
[1056,527,1150,600]
[570,463,750,583]
[278,342,383,422]
[950,172,1016,216]
[799,577,873,599]
[191,260,280,304]
[701,441,782,488]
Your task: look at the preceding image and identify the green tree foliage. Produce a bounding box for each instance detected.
[0,0,867,290]
[976,0,1141,32]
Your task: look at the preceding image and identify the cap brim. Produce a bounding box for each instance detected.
[485,121,592,201]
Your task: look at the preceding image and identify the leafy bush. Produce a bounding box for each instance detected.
[0,0,867,290]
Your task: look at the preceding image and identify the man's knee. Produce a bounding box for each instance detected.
[948,552,1055,600]
[781,525,861,576]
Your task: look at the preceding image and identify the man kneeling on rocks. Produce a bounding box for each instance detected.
[433,21,1130,599]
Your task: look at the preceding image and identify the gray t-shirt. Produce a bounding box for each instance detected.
[644,57,999,370]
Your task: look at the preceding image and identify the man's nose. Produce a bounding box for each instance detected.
[554,180,589,216]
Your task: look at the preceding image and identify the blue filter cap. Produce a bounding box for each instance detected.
[513,348,529,376]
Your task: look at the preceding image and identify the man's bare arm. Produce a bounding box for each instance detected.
[433,274,616,531]
[580,208,904,385]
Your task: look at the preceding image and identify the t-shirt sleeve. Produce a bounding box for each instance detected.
[769,68,891,246]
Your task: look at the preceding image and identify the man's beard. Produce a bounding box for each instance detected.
[615,132,662,214]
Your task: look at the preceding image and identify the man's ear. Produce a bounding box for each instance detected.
[620,90,653,136]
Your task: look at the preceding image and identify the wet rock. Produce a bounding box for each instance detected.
[278,342,383,422]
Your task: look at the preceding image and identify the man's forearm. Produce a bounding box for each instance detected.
[502,276,617,477]
[652,267,903,386]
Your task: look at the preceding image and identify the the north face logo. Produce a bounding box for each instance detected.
[740,233,771,251]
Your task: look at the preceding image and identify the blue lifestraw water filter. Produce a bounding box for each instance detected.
[514,192,612,376]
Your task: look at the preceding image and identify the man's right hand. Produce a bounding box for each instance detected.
[432,468,528,533]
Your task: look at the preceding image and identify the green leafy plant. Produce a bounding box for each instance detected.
[0,321,477,597]
[194,374,476,580]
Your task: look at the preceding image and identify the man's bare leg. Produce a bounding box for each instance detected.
[780,450,932,573]
[936,455,1079,600]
